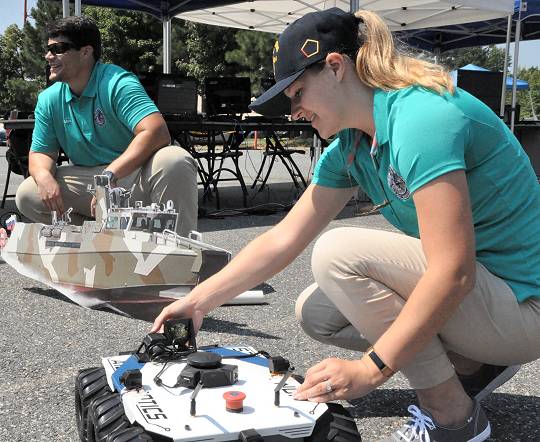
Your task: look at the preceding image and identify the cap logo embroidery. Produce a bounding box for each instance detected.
[300,39,319,58]
[272,40,279,75]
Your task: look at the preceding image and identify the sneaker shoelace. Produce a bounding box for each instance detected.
[396,405,436,442]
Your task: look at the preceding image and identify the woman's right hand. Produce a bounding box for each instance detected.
[150,296,206,335]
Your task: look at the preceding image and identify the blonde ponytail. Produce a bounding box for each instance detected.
[353,10,454,94]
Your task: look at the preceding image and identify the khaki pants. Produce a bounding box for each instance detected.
[15,145,198,237]
[295,227,540,389]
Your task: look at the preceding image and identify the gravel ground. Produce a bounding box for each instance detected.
[0,152,538,441]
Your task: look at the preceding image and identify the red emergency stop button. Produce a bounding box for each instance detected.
[223,390,246,413]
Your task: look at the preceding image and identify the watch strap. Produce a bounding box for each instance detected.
[367,347,395,377]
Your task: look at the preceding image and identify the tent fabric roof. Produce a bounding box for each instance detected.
[175,0,515,33]
[397,0,540,51]
[55,0,514,34]
[53,0,245,20]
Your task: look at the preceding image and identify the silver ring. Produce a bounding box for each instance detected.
[325,380,333,393]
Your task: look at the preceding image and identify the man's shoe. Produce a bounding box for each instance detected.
[458,364,521,401]
[380,400,490,442]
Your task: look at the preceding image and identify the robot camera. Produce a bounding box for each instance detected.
[164,318,197,352]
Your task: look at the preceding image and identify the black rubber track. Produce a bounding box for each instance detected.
[87,393,130,442]
[307,403,362,441]
[75,367,111,442]
[106,426,156,442]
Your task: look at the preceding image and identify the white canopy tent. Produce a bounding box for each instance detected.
[64,0,521,127]
[62,0,514,71]
[176,0,523,128]
[175,0,514,33]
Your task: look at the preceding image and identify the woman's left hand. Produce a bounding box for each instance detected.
[293,357,382,402]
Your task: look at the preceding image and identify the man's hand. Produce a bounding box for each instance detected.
[36,173,65,215]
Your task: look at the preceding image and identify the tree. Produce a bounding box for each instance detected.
[438,45,509,71]
[516,67,540,120]
[0,0,61,112]
[175,21,238,86]
[225,30,276,96]
[21,0,62,81]
[0,25,38,112]
[83,7,163,74]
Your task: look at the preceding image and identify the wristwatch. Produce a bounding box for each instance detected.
[366,346,395,378]
[102,169,118,185]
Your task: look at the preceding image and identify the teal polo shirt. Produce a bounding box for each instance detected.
[313,86,540,302]
[31,62,159,166]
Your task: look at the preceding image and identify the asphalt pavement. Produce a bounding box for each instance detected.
[0,148,538,441]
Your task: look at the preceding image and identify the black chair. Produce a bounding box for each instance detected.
[2,127,32,208]
[184,129,248,209]
[251,130,308,193]
[2,118,69,208]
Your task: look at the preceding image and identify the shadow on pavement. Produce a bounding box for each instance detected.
[200,316,282,340]
[484,393,540,440]
[347,389,539,440]
[24,286,78,305]
[198,187,370,233]
[348,388,416,418]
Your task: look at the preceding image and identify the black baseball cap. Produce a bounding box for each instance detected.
[249,8,362,117]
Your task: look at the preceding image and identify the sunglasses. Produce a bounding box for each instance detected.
[46,42,78,55]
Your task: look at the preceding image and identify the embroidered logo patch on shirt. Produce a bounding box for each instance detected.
[387,165,410,200]
[94,108,106,127]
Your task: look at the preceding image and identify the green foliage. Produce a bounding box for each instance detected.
[175,22,238,86]
[516,67,540,120]
[1,1,534,118]
[0,0,61,112]
[226,30,276,95]
[83,7,162,74]
[21,0,62,80]
[0,25,24,80]
[0,25,34,111]
[439,45,509,71]
[0,1,277,113]
[4,78,42,111]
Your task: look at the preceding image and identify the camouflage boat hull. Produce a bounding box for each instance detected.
[1,221,230,322]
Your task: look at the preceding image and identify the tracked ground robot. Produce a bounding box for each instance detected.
[75,319,362,441]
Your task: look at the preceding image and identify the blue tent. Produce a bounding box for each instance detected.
[397,0,540,52]
[451,64,529,90]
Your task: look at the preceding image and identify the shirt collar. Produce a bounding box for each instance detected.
[63,61,100,102]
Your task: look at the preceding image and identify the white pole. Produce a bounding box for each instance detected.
[510,2,524,132]
[163,17,171,74]
[434,47,441,64]
[75,0,81,16]
[500,14,512,118]
[62,0,69,18]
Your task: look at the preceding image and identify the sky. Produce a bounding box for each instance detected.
[1,0,539,69]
